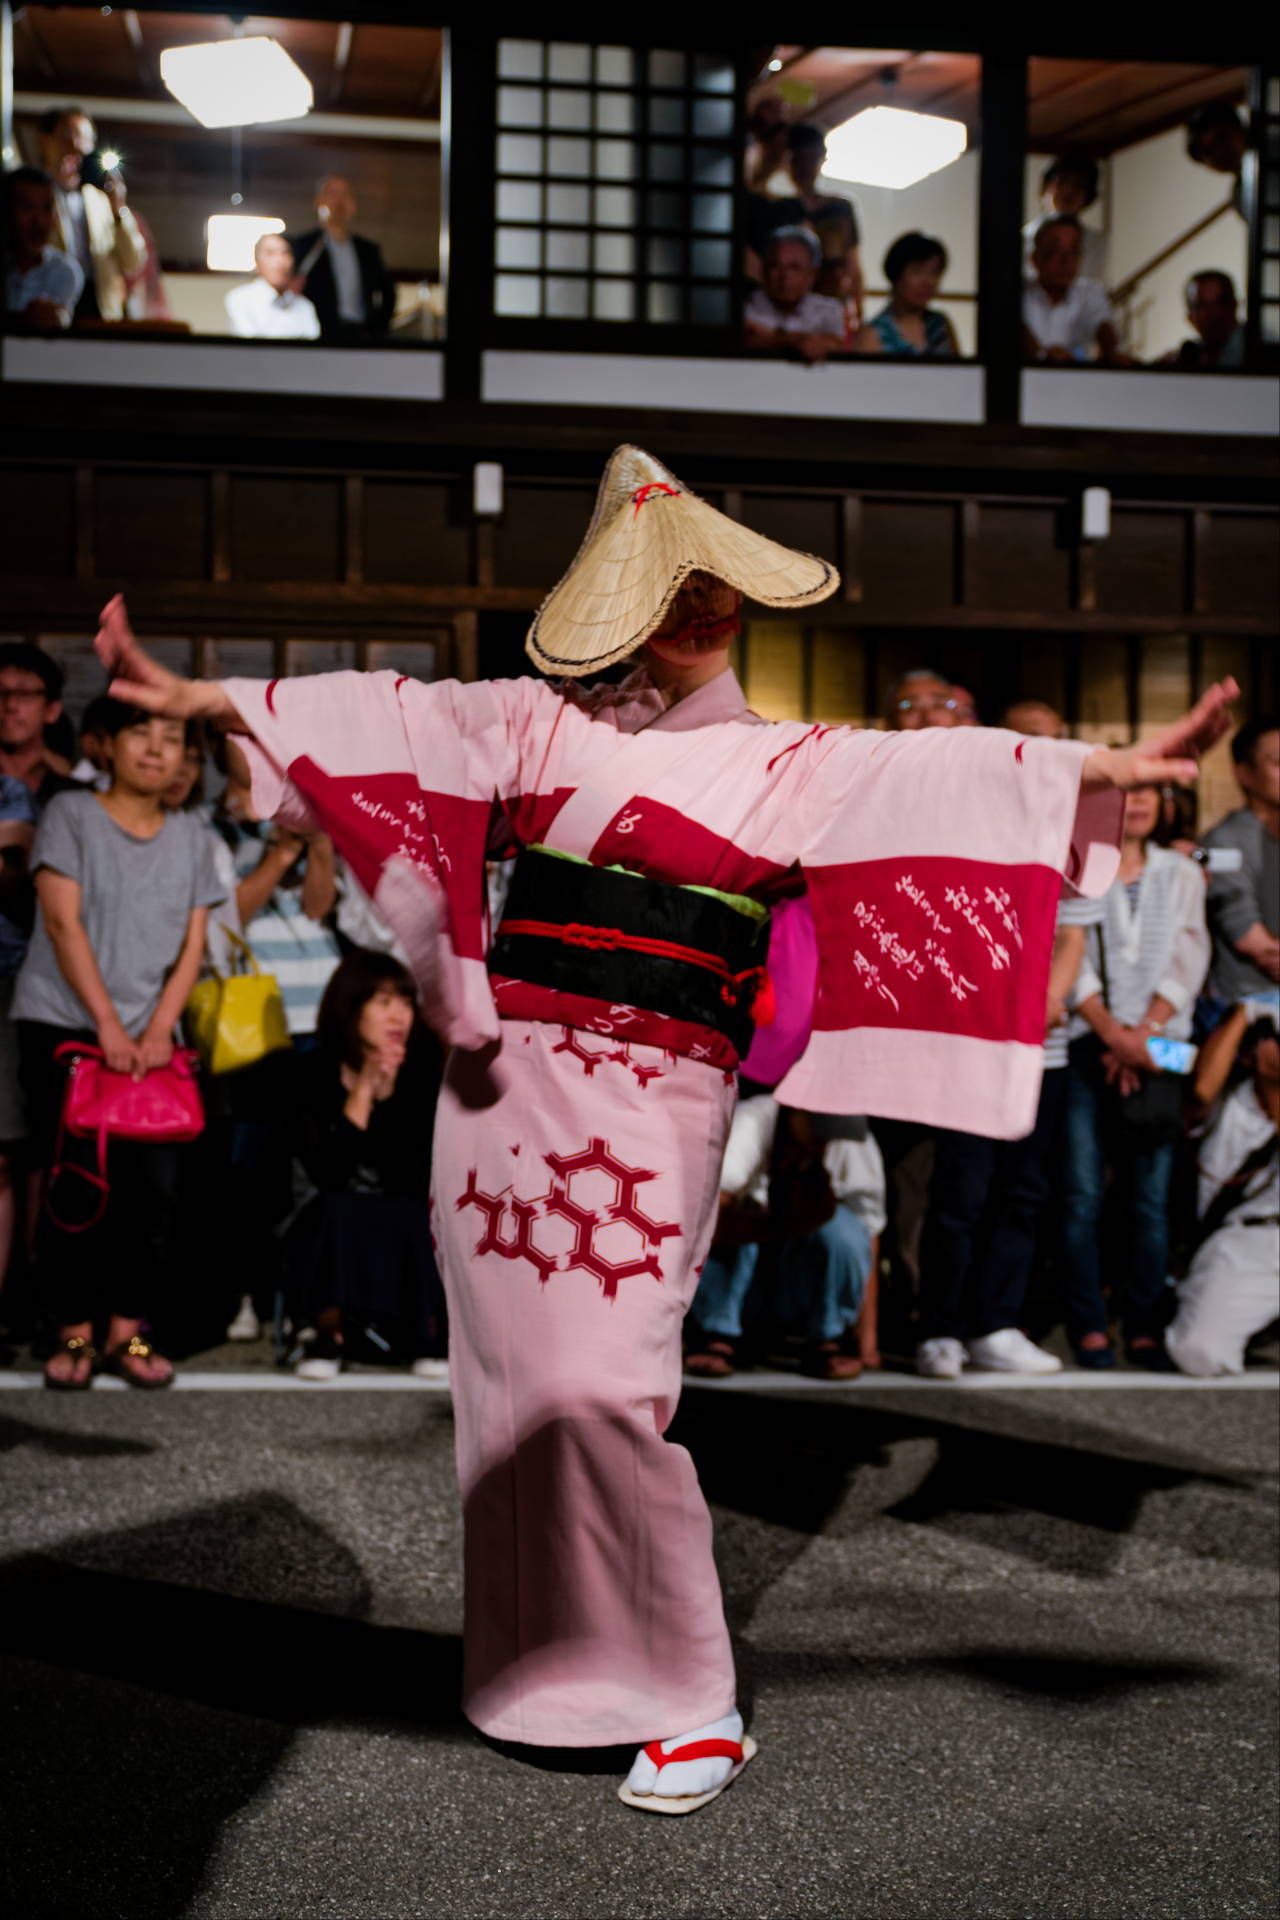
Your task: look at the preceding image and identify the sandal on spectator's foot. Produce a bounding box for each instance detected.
[43,1333,97,1391]
[683,1337,738,1379]
[802,1340,863,1381]
[618,1734,758,1815]
[1125,1337,1176,1373]
[102,1334,174,1390]
[1073,1337,1116,1371]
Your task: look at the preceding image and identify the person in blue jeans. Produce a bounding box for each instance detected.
[1062,786,1210,1366]
[686,1092,883,1381]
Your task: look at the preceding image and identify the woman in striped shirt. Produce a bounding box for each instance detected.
[1063,785,1210,1367]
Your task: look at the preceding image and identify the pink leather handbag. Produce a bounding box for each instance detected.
[47,1041,205,1232]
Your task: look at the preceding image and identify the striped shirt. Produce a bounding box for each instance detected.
[1067,845,1209,1045]
[1044,889,1104,1071]
[228,823,341,1036]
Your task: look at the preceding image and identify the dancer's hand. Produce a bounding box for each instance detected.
[1081,680,1238,792]
[95,595,246,731]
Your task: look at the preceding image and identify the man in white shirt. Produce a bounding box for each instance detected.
[1023,216,1126,365]
[744,226,847,364]
[1021,153,1108,285]
[225,234,321,340]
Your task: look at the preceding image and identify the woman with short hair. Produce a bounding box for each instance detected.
[855,232,959,358]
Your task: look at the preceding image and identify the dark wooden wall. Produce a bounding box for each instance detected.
[2,459,1276,639]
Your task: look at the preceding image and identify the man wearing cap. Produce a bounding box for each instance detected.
[95,448,1235,1816]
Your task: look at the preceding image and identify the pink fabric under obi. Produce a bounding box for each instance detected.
[740,895,818,1086]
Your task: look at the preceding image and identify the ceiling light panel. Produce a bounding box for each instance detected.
[161,37,314,130]
[822,105,967,191]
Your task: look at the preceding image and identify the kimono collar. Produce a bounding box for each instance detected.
[621,665,754,733]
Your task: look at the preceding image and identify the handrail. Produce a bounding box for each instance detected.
[1108,194,1238,304]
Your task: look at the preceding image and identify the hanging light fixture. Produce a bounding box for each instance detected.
[206,213,285,272]
[160,36,313,130]
[822,104,967,191]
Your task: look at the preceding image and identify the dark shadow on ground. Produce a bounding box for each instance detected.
[668,1387,1271,1639]
[0,1495,465,1920]
[0,1411,155,1459]
[751,1647,1228,1705]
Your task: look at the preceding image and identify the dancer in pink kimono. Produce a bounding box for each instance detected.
[96,446,1235,1814]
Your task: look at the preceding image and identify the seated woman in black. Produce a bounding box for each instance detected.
[284,948,445,1379]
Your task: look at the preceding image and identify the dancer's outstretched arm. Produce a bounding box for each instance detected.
[98,589,1237,800]
[1079,681,1237,793]
[95,594,247,732]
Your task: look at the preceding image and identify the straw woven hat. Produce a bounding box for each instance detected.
[525,445,840,676]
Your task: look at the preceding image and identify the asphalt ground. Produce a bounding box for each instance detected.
[1,1381,1275,1920]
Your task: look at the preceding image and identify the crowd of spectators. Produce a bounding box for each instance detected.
[684,679,1278,1382]
[741,98,1256,372]
[1,638,1274,1387]
[4,107,397,342]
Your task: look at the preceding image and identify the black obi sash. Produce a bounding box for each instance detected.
[488,849,770,1057]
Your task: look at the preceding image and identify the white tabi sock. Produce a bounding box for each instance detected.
[624,1708,744,1799]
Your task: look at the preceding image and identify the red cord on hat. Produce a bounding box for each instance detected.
[631,482,680,517]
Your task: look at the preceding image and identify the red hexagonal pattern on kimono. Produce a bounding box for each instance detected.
[455,1136,682,1299]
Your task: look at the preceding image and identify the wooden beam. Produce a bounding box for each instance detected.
[329,20,354,108]
[808,53,925,128]
[1059,71,1245,146]
[120,12,156,95]
[839,494,863,604]
[453,610,478,682]
[419,48,443,113]
[209,471,230,583]
[15,9,58,86]
[74,468,94,581]
[343,474,364,585]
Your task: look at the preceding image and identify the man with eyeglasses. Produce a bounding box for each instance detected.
[885,667,960,731]
[0,645,76,811]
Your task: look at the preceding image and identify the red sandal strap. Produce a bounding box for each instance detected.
[643,1737,744,1772]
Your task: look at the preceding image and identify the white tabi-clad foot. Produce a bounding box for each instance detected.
[618,1708,756,1815]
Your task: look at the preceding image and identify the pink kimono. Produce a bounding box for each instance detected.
[223,664,1120,1748]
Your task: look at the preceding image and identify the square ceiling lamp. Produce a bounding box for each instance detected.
[206,213,285,272]
[822,105,967,190]
[161,37,313,129]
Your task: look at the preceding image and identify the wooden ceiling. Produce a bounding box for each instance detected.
[755,49,1249,154]
[13,7,444,117]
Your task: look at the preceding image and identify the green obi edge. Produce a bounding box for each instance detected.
[527,844,768,924]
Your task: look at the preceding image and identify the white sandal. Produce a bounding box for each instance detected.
[617,1732,757,1815]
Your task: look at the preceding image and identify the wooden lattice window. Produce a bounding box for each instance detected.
[492,39,739,326]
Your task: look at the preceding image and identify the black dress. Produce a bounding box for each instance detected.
[282,1037,444,1350]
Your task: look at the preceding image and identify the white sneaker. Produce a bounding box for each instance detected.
[916,1336,967,1379]
[966,1328,1063,1374]
[294,1353,343,1381]
[409,1356,450,1380]
[226,1295,260,1342]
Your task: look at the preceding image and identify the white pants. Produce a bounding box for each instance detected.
[1165,1223,1280,1376]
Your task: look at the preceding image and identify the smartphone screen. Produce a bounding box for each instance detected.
[1146,1036,1197,1074]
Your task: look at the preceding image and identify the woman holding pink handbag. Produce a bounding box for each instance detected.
[13,696,224,1388]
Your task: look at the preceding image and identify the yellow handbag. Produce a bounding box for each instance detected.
[184,930,293,1075]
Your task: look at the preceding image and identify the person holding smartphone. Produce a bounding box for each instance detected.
[1165,997,1279,1374]
[1062,786,1211,1367]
